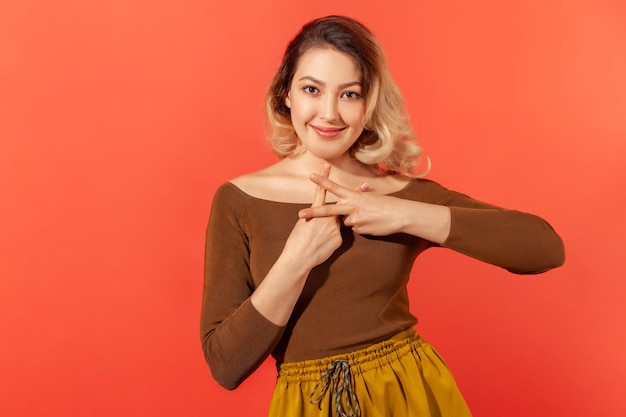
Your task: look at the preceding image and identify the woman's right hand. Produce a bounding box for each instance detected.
[250,164,342,326]
[283,164,343,269]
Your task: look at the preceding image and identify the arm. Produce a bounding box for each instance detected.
[299,176,565,274]
[439,194,565,274]
[200,184,285,390]
[202,166,342,389]
[250,163,341,326]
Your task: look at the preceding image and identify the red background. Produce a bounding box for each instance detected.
[1,1,625,416]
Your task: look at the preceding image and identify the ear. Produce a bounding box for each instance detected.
[284,91,291,108]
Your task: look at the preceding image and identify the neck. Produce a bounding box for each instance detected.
[288,150,381,182]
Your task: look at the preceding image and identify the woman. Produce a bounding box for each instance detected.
[201,15,564,417]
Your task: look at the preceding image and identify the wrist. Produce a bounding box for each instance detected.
[397,200,451,244]
[276,250,314,278]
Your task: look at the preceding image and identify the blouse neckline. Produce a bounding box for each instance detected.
[224,179,416,206]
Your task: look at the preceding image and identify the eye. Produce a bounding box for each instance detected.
[341,91,362,100]
[303,86,320,95]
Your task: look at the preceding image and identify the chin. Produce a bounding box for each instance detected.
[301,140,356,160]
[304,147,352,161]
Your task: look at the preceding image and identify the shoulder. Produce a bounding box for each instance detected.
[399,177,505,209]
[393,177,443,195]
[394,177,469,203]
[228,166,278,197]
[228,162,313,203]
[210,182,249,218]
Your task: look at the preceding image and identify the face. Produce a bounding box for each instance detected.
[285,48,365,162]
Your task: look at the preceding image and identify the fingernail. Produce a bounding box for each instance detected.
[310,173,318,180]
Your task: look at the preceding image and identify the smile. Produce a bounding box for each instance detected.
[310,125,346,138]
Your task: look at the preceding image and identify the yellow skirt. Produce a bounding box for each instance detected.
[268,328,472,417]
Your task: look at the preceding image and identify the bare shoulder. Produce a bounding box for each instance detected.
[228,162,314,203]
[228,161,414,202]
[229,165,275,190]
[367,174,412,195]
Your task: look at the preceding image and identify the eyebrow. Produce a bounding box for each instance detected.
[297,76,362,89]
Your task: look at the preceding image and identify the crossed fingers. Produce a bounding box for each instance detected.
[311,165,331,208]
[299,174,368,220]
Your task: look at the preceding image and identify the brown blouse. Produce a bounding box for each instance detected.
[200,179,564,389]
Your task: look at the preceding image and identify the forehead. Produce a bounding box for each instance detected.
[292,47,362,81]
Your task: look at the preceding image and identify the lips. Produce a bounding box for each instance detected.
[310,125,346,138]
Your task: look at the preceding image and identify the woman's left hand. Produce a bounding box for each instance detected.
[298,174,405,236]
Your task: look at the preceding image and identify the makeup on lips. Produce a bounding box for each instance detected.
[310,125,346,138]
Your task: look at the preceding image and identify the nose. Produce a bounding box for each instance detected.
[320,95,339,121]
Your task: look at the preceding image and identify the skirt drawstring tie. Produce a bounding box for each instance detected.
[309,359,360,417]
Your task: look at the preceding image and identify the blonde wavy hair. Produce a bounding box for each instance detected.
[265,15,428,177]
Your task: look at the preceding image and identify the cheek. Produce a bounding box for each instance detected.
[342,104,365,127]
[290,98,316,123]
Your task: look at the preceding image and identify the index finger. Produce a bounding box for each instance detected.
[298,203,350,220]
[311,164,331,207]
[309,174,353,199]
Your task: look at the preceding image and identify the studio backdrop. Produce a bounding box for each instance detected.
[1,1,625,416]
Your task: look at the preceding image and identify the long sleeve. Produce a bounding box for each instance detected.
[416,179,565,274]
[445,205,565,274]
[199,179,566,389]
[200,184,285,390]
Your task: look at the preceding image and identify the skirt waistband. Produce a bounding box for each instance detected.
[277,327,424,382]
